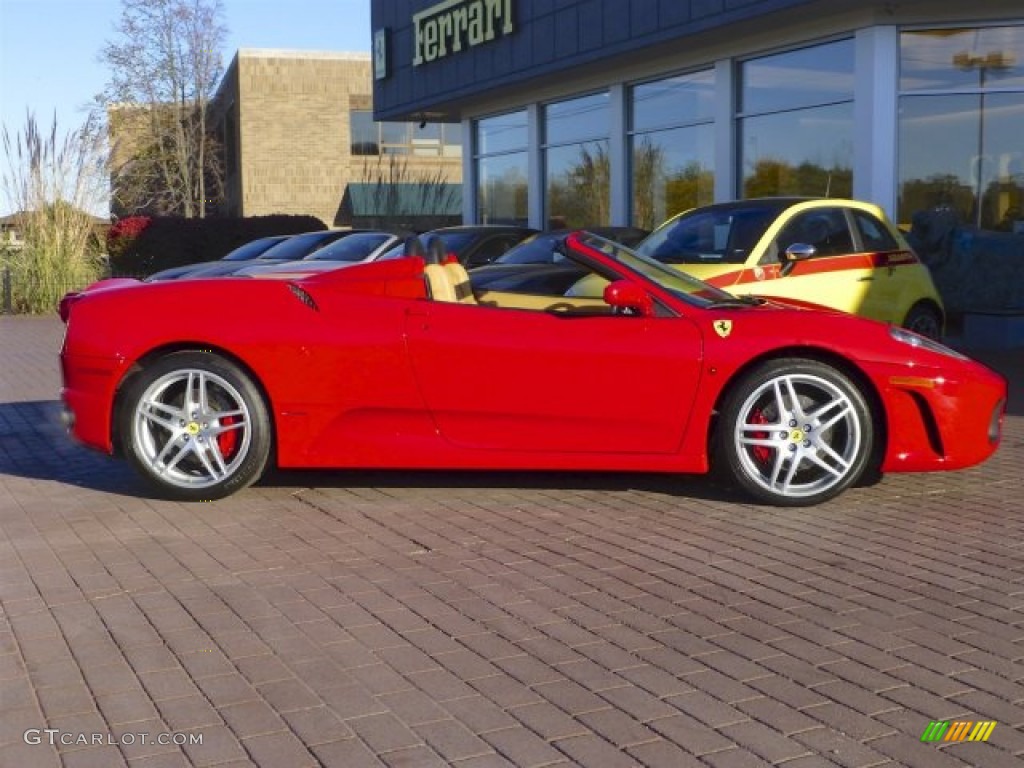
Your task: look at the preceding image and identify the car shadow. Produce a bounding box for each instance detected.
[0,400,150,496]
[2,400,753,504]
[258,467,756,506]
[3,401,933,507]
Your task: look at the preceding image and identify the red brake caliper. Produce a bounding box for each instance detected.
[216,416,238,459]
[749,407,771,464]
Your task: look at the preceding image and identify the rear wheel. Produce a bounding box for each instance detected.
[119,351,271,501]
[715,359,874,506]
[902,302,943,340]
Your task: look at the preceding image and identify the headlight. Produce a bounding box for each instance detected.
[889,326,968,360]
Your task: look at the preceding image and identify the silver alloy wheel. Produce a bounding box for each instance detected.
[733,372,863,500]
[132,368,252,490]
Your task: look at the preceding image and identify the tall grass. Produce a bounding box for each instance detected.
[1,113,108,313]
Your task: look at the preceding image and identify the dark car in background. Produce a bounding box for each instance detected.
[146,234,293,281]
[148,230,360,281]
[468,227,649,294]
[237,231,407,277]
[379,225,537,267]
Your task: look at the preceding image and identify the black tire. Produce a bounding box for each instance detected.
[119,351,271,501]
[714,358,874,506]
[902,303,943,340]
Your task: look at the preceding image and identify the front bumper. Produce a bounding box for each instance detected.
[880,362,1007,472]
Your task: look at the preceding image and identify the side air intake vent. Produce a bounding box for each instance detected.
[288,284,319,311]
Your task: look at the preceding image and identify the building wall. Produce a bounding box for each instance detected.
[213,50,462,227]
[371,0,815,122]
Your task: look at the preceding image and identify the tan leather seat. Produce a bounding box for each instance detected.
[444,262,477,304]
[423,263,456,302]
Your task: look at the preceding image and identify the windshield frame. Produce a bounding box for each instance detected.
[571,232,738,307]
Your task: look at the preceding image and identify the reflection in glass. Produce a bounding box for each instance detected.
[478,152,528,225]
[545,93,609,145]
[901,27,1024,91]
[631,125,714,229]
[632,71,715,132]
[477,111,528,155]
[740,39,855,114]
[739,103,853,197]
[350,111,377,155]
[899,93,1024,233]
[381,122,410,146]
[546,141,610,228]
[350,111,461,157]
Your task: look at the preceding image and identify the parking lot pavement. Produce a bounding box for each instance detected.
[1,315,1022,768]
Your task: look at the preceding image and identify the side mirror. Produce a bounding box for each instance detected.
[783,242,816,262]
[603,280,654,317]
[781,242,815,275]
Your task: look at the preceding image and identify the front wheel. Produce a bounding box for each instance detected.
[119,351,271,501]
[715,359,874,506]
[902,303,943,340]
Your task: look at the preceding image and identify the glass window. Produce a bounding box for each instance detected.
[350,110,378,155]
[546,141,610,229]
[630,71,715,229]
[351,112,461,157]
[546,93,609,144]
[475,110,529,224]
[738,40,855,198]
[899,26,1024,235]
[901,27,1024,91]
[633,71,715,132]
[739,103,854,198]
[478,151,528,225]
[853,211,900,251]
[773,208,854,258]
[740,39,856,114]
[545,94,610,228]
[380,121,410,147]
[477,111,528,155]
[308,233,394,262]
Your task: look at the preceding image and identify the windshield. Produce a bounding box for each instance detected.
[307,233,393,261]
[222,236,289,261]
[258,231,346,261]
[636,202,784,265]
[494,233,567,264]
[576,233,737,306]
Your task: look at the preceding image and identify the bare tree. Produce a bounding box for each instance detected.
[99,0,226,218]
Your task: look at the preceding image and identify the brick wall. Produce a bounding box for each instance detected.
[221,50,462,227]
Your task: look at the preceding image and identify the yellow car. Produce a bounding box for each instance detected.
[635,198,945,338]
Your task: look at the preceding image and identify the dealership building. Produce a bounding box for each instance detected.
[370,0,1024,313]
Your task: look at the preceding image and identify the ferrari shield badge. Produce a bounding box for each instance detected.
[713,319,733,338]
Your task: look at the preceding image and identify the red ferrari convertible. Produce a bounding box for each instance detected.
[59,232,1006,506]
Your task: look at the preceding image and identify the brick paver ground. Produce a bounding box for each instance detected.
[1,315,1022,768]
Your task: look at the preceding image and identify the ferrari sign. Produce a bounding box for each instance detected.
[413,0,514,66]
[713,319,733,338]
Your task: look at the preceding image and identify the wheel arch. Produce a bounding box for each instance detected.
[707,345,888,473]
[903,298,945,331]
[111,342,277,463]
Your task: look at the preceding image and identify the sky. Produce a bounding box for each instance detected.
[0,0,373,214]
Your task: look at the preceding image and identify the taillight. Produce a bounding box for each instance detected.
[58,291,81,323]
